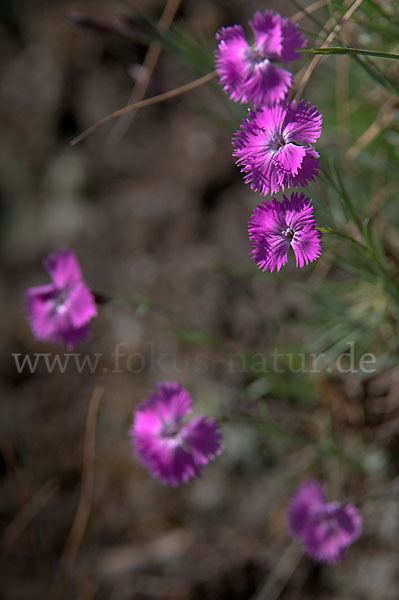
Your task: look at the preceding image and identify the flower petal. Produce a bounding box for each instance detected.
[68,282,98,328]
[134,435,199,487]
[60,324,91,348]
[291,148,320,189]
[273,143,307,180]
[43,249,83,289]
[288,480,325,540]
[215,25,252,103]
[248,199,292,272]
[25,285,60,343]
[241,61,292,107]
[283,192,316,229]
[304,502,362,565]
[233,107,287,195]
[284,100,322,144]
[137,382,193,427]
[181,417,223,466]
[249,10,283,59]
[335,504,363,547]
[291,227,322,268]
[280,19,307,62]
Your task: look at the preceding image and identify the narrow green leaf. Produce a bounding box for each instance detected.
[304,46,399,59]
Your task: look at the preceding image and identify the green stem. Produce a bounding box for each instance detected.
[347,490,399,506]
[317,227,366,251]
[218,415,307,443]
[321,169,364,234]
[303,46,399,60]
[319,229,399,306]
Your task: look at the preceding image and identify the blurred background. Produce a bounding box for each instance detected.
[0,1,398,598]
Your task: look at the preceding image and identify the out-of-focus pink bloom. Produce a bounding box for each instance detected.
[130,382,223,486]
[215,10,306,106]
[25,249,97,347]
[288,480,362,565]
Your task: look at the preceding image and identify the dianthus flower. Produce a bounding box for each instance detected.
[248,192,322,272]
[25,249,97,347]
[130,382,223,486]
[233,100,322,196]
[215,10,306,106]
[288,480,362,565]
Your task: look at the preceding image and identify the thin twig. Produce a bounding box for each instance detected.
[0,407,30,505]
[1,398,50,591]
[0,478,59,560]
[61,386,103,566]
[50,386,104,598]
[336,53,350,134]
[251,542,303,600]
[295,0,364,99]
[71,71,217,146]
[108,0,182,145]
[291,0,329,23]
[345,99,397,160]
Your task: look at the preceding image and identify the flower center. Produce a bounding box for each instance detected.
[268,133,287,152]
[247,45,268,66]
[282,227,295,241]
[53,290,69,314]
[312,504,341,537]
[323,515,339,537]
[161,421,181,440]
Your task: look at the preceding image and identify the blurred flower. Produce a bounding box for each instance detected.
[215,10,306,106]
[248,192,322,272]
[288,480,362,565]
[131,382,223,486]
[233,100,322,196]
[25,249,97,347]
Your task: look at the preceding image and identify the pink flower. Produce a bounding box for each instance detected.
[249,193,322,272]
[25,249,97,347]
[215,10,306,106]
[130,382,223,486]
[288,480,362,565]
[233,100,322,196]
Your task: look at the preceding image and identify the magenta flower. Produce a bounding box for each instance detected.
[248,192,322,272]
[288,480,362,565]
[25,249,97,347]
[130,382,223,486]
[215,10,306,106]
[233,100,322,196]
